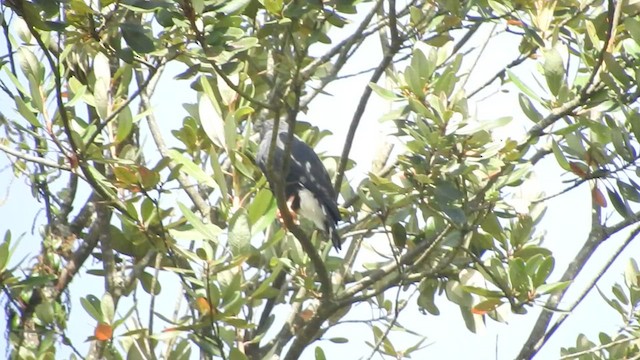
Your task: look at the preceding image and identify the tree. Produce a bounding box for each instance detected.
[1,0,640,359]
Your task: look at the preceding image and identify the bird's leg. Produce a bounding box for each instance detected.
[276,195,299,226]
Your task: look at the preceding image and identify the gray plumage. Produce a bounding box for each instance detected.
[255,120,342,250]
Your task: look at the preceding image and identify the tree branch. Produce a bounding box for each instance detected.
[0,143,72,171]
[333,34,400,194]
[543,225,640,357]
[516,2,624,357]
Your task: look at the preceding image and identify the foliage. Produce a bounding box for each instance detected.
[1,0,640,359]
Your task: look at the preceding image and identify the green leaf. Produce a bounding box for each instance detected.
[115,106,133,143]
[314,346,327,360]
[440,205,466,225]
[472,298,503,313]
[607,187,630,217]
[209,146,229,200]
[329,337,349,344]
[625,259,640,287]
[417,278,440,315]
[177,202,221,241]
[507,69,542,103]
[4,67,30,96]
[603,53,631,86]
[93,52,111,120]
[228,210,251,255]
[224,113,237,158]
[425,34,453,47]
[17,47,42,82]
[445,280,473,307]
[532,256,554,287]
[28,79,43,113]
[263,0,283,15]
[625,17,640,45]
[480,213,504,241]
[462,286,504,298]
[14,95,40,127]
[140,271,162,295]
[543,47,564,97]
[248,188,274,226]
[410,47,434,81]
[199,95,226,148]
[518,93,542,123]
[101,293,115,323]
[35,302,55,324]
[551,140,570,171]
[216,0,252,15]
[87,166,118,199]
[536,281,570,295]
[81,295,103,321]
[611,129,636,162]
[15,275,56,288]
[404,66,424,97]
[369,82,399,101]
[250,261,282,300]
[0,237,9,271]
[391,223,407,248]
[617,180,640,203]
[509,258,531,293]
[408,98,435,120]
[167,149,217,188]
[612,283,629,305]
[229,348,248,360]
[120,23,155,53]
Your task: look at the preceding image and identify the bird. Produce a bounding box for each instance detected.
[255,120,342,251]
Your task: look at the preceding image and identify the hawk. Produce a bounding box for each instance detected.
[256,120,342,250]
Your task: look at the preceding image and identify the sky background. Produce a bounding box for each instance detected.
[1,4,638,359]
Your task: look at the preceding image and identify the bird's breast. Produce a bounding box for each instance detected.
[297,188,327,231]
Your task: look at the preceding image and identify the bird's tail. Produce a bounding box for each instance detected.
[328,224,341,251]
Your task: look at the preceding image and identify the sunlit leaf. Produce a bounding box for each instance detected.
[177,202,221,241]
[228,210,251,255]
[543,48,564,96]
[101,293,114,323]
[536,281,570,295]
[518,93,542,123]
[93,52,111,120]
[369,82,399,101]
[120,23,155,53]
[315,346,327,360]
[167,149,217,188]
[471,298,503,315]
[81,295,103,322]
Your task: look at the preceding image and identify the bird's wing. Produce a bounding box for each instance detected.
[286,133,341,223]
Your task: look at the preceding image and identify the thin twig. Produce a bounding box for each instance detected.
[0,143,72,171]
[560,336,638,359]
